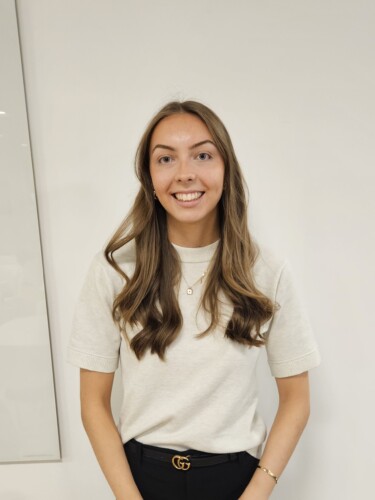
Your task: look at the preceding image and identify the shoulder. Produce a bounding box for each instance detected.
[88,239,137,290]
[252,241,287,299]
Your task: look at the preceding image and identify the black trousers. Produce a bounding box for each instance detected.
[124,438,259,500]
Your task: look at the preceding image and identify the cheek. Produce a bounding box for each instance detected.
[149,165,157,183]
[151,173,173,198]
[150,167,166,189]
[207,169,225,192]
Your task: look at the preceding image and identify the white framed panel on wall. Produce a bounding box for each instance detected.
[0,0,60,463]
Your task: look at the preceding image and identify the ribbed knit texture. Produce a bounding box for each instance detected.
[67,239,320,457]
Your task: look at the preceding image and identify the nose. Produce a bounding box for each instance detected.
[175,158,196,183]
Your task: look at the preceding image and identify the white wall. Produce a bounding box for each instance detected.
[1,0,373,498]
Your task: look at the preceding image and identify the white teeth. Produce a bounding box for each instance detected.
[174,192,203,202]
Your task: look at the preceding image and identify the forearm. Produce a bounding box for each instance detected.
[82,403,142,500]
[239,398,310,499]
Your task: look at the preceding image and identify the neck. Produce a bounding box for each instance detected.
[167,220,220,248]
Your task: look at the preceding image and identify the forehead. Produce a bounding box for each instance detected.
[150,113,213,146]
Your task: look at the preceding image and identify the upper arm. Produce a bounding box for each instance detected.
[80,368,115,415]
[264,260,321,378]
[67,254,122,373]
[275,371,310,412]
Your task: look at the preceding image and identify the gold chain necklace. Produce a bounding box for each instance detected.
[180,270,207,295]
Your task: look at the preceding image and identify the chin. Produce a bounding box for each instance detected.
[167,211,216,226]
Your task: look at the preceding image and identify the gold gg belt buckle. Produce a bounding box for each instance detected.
[172,454,191,470]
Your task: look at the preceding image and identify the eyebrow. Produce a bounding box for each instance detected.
[151,140,217,154]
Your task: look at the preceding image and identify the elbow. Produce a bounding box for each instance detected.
[278,395,311,430]
[301,402,311,429]
[80,402,91,428]
[298,399,311,430]
[300,390,311,423]
[80,398,111,427]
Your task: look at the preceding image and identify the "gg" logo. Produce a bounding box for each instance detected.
[172,454,191,470]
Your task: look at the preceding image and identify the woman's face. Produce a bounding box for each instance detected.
[149,113,225,243]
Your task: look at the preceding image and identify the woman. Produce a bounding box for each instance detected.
[67,100,321,500]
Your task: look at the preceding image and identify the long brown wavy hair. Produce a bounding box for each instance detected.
[104,100,278,361]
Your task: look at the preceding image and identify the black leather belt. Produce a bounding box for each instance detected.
[125,439,239,471]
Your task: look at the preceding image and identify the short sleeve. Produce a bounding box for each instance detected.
[66,253,122,373]
[264,260,321,378]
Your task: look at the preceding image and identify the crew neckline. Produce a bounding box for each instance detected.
[171,239,220,263]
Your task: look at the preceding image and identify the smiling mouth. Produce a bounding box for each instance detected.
[172,191,205,202]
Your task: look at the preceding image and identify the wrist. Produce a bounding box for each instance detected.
[240,468,276,498]
[257,464,279,484]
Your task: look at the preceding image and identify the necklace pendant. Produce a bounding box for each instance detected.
[187,288,193,295]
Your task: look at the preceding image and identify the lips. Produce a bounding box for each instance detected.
[173,191,205,202]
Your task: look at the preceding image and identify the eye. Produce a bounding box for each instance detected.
[158,155,172,164]
[197,152,212,161]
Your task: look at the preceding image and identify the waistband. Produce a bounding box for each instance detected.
[124,438,241,470]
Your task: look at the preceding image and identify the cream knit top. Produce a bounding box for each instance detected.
[67,239,320,458]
